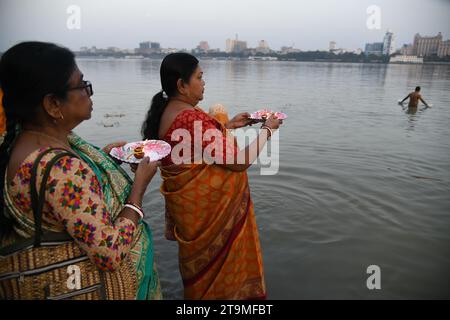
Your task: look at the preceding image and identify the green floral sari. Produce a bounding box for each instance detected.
[68,133,162,300]
[3,132,162,300]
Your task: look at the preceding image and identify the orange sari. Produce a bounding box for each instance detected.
[160,107,266,299]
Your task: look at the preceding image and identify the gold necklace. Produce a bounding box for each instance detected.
[24,130,72,150]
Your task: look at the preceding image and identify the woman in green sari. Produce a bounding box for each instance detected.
[0,42,161,299]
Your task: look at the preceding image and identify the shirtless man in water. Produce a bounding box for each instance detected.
[400,86,430,108]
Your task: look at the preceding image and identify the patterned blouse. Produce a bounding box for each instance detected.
[161,108,237,166]
[7,147,137,272]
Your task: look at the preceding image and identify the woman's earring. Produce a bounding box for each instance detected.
[60,113,64,120]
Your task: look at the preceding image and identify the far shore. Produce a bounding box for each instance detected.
[74,54,450,66]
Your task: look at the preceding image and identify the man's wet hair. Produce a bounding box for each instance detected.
[415,86,421,91]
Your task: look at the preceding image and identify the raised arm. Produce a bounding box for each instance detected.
[169,110,282,172]
[219,115,281,172]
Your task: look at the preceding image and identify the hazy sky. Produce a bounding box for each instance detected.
[1,0,449,52]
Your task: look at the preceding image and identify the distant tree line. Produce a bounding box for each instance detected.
[73,50,449,64]
[194,50,390,63]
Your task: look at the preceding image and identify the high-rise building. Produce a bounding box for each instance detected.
[400,44,414,56]
[258,40,269,49]
[437,40,450,57]
[233,40,247,53]
[150,42,160,50]
[413,32,443,56]
[197,41,210,51]
[383,30,396,55]
[225,35,247,53]
[256,40,271,54]
[225,39,233,53]
[193,41,210,54]
[139,42,150,49]
[329,41,336,51]
[138,41,160,54]
[364,42,384,56]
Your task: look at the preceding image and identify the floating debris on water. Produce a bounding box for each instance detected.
[97,121,120,128]
[104,113,126,118]
[411,175,442,182]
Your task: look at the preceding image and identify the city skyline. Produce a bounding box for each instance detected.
[76,30,449,57]
[1,0,449,52]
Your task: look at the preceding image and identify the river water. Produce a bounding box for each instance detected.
[75,58,450,299]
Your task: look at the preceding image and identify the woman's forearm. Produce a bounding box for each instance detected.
[117,182,147,225]
[221,128,272,172]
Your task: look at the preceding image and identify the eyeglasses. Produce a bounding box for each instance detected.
[66,80,93,97]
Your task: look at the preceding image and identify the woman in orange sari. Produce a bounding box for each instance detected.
[141,53,282,299]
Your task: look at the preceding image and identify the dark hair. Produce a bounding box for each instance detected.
[141,53,199,140]
[0,41,76,238]
[415,86,421,91]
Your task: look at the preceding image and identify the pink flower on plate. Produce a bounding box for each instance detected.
[143,140,171,161]
[250,109,287,120]
[110,140,171,163]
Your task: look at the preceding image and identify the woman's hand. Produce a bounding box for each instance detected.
[102,141,127,154]
[126,157,161,211]
[133,157,161,190]
[263,114,283,130]
[226,112,256,129]
[102,141,127,165]
[103,141,127,164]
